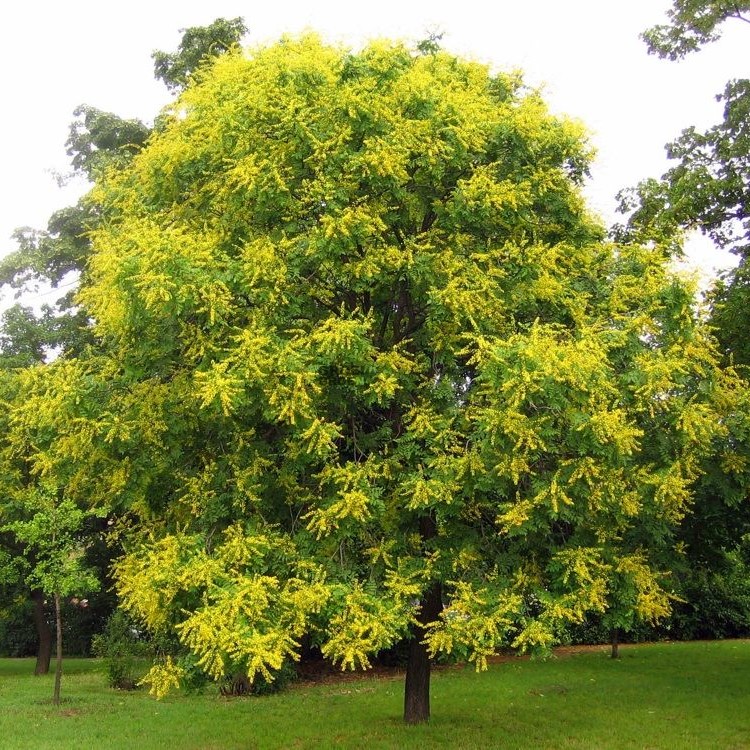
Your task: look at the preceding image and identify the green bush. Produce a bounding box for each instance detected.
[559,545,750,645]
[669,558,750,640]
[175,653,212,694]
[0,594,37,657]
[218,658,298,697]
[92,610,151,689]
[248,658,298,696]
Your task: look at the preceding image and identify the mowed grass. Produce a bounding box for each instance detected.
[1,641,749,749]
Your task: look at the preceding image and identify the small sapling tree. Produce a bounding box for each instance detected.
[2,484,99,704]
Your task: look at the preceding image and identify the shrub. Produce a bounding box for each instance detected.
[219,659,298,697]
[92,610,151,689]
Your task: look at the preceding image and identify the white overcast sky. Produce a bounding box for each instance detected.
[0,0,746,298]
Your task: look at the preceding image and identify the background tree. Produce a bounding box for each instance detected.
[1,484,99,705]
[0,17,249,362]
[641,1,750,60]
[620,0,750,363]
[77,35,736,723]
[152,16,247,91]
[614,0,750,642]
[0,18,252,673]
[0,368,54,674]
[0,354,137,674]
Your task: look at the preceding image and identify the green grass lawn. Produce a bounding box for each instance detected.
[0,641,748,749]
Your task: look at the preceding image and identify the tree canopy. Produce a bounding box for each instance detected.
[152,17,248,91]
[0,18,250,366]
[614,0,750,643]
[69,35,739,722]
[621,1,750,368]
[642,0,750,60]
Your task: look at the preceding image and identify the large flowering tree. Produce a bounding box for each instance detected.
[78,35,737,723]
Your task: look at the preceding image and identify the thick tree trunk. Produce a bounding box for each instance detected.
[610,627,620,660]
[403,581,443,724]
[404,631,431,724]
[403,513,443,724]
[53,592,63,705]
[32,589,52,676]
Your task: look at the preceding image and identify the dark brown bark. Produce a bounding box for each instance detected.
[610,627,620,660]
[53,592,63,705]
[220,672,250,696]
[404,513,442,724]
[31,589,52,676]
[403,581,443,724]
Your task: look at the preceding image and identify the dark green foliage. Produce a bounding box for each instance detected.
[561,542,750,645]
[2,204,93,291]
[0,306,50,367]
[0,202,99,362]
[623,2,750,376]
[174,653,212,694]
[60,593,114,657]
[152,17,248,91]
[642,0,750,60]
[415,31,444,56]
[710,260,750,367]
[92,610,151,689]
[375,640,411,668]
[0,589,114,659]
[670,545,750,640]
[617,8,750,629]
[618,79,750,266]
[0,303,92,367]
[67,106,150,180]
[0,594,37,657]
[559,613,659,647]
[214,656,298,697]
[245,659,298,696]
